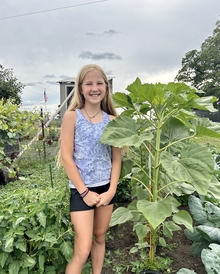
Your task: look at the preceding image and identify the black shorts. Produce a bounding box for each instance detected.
[70,183,117,212]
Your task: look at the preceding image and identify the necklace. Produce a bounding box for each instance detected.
[84,108,101,119]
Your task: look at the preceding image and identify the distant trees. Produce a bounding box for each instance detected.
[175,20,220,101]
[0,65,24,105]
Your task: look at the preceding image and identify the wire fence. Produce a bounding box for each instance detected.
[5,118,62,166]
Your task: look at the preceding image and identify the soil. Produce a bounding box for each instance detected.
[102,205,206,274]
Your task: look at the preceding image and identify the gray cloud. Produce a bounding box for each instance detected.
[105,70,113,75]
[1,0,220,114]
[46,81,59,85]
[86,31,99,36]
[78,51,122,60]
[104,29,120,35]
[44,75,56,78]
[86,29,119,36]
[25,82,42,86]
[22,100,39,106]
[59,74,69,78]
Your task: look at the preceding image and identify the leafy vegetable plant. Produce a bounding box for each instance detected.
[201,243,220,273]
[185,195,220,256]
[0,164,73,274]
[100,79,220,265]
[0,99,39,173]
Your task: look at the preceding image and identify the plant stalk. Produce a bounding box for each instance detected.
[149,115,162,263]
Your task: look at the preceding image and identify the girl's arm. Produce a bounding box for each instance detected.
[96,146,121,207]
[60,110,88,194]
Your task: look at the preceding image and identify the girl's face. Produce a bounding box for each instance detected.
[80,69,107,105]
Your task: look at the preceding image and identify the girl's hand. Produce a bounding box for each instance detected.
[96,191,114,207]
[83,191,101,207]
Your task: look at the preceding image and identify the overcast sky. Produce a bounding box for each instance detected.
[1,0,220,113]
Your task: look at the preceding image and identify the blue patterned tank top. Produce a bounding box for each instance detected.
[69,108,112,188]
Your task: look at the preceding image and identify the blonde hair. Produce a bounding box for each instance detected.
[68,64,117,116]
[56,64,117,167]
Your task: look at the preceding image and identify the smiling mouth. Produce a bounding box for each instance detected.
[90,94,100,96]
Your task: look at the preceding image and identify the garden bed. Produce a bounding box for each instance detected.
[103,206,206,274]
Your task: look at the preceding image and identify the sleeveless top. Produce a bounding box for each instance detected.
[69,108,112,188]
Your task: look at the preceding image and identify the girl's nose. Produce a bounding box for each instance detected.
[91,85,98,91]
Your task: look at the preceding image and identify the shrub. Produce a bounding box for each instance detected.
[0,169,73,274]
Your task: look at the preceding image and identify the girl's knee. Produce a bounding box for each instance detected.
[93,233,106,245]
[74,249,91,264]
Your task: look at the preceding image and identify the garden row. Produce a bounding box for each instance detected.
[1,81,220,273]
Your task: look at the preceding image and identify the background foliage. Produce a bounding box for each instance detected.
[175,20,220,100]
[0,65,24,105]
[0,161,73,274]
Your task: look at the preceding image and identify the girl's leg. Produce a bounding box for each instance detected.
[91,204,113,274]
[65,210,94,274]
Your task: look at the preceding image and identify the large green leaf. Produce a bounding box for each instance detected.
[193,96,217,112]
[188,195,211,226]
[38,254,45,271]
[176,268,197,274]
[9,261,20,274]
[173,210,193,231]
[196,225,220,243]
[161,117,192,144]
[15,239,26,252]
[21,253,36,268]
[190,241,210,256]
[161,144,214,194]
[184,227,205,243]
[196,126,220,138]
[110,207,133,227]
[100,116,153,148]
[208,176,220,200]
[0,252,8,268]
[137,198,172,230]
[191,117,220,133]
[205,202,220,226]
[36,212,46,228]
[201,243,220,273]
[126,79,175,108]
[60,241,73,261]
[120,158,133,178]
[112,92,134,108]
[134,223,150,242]
[126,78,150,102]
[19,268,28,274]
[163,221,181,239]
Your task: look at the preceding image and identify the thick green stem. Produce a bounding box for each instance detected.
[152,118,162,202]
[149,226,157,262]
[149,114,162,262]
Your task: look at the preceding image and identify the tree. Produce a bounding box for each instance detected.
[0,64,24,105]
[175,20,220,100]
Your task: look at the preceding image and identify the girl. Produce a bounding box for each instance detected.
[60,64,121,274]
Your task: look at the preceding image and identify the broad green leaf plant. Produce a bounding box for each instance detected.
[185,195,220,256]
[100,79,220,264]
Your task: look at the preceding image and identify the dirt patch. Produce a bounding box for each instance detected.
[103,208,206,274]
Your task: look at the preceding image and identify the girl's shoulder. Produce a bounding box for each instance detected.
[108,114,116,121]
[63,110,77,124]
